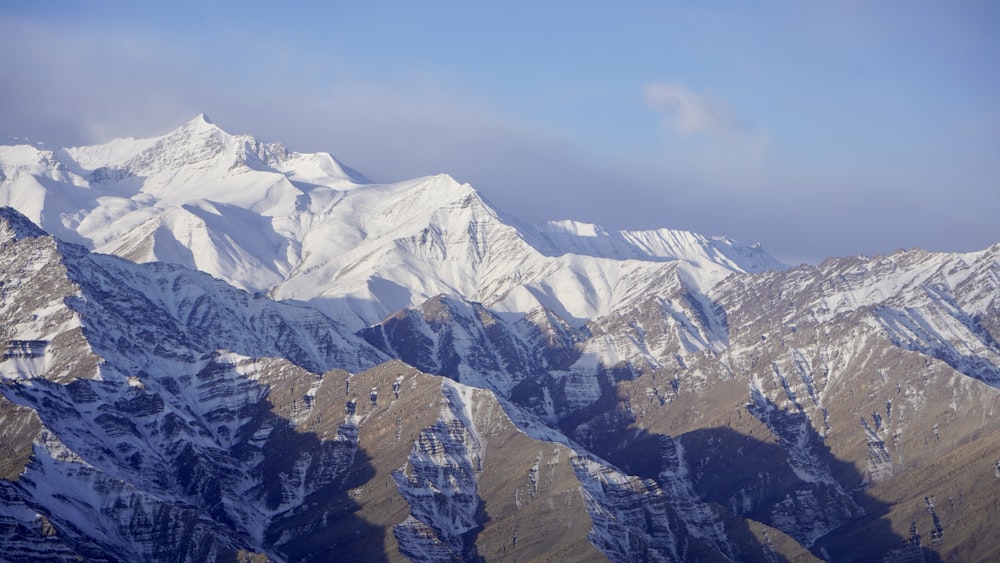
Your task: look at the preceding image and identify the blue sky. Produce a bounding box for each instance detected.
[1,1,998,263]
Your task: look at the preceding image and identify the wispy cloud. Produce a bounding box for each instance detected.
[642,82,740,135]
[641,81,769,170]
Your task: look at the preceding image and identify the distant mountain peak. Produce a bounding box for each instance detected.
[176,112,220,134]
[0,206,48,244]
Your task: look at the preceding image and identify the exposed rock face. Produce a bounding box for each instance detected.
[548,246,1000,562]
[0,208,379,560]
[358,242,1000,562]
[392,382,485,561]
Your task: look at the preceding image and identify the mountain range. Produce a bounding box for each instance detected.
[1,115,997,562]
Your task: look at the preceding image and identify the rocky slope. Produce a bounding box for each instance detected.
[359,242,1000,561]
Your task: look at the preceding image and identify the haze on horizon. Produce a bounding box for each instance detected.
[1,1,997,265]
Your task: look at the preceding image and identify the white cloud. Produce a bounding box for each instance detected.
[642,82,740,135]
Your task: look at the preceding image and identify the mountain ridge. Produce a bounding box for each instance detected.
[1,116,783,331]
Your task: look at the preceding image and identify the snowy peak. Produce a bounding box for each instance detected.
[706,235,786,274]
[90,114,257,179]
[63,113,231,180]
[164,112,219,140]
[0,206,47,244]
[59,114,361,187]
[191,112,214,126]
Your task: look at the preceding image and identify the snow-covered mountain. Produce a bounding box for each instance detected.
[0,115,782,330]
[1,117,998,562]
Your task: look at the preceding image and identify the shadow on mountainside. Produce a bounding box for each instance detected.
[0,354,390,562]
[589,398,944,562]
[189,360,390,562]
[264,440,387,563]
[0,209,386,560]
